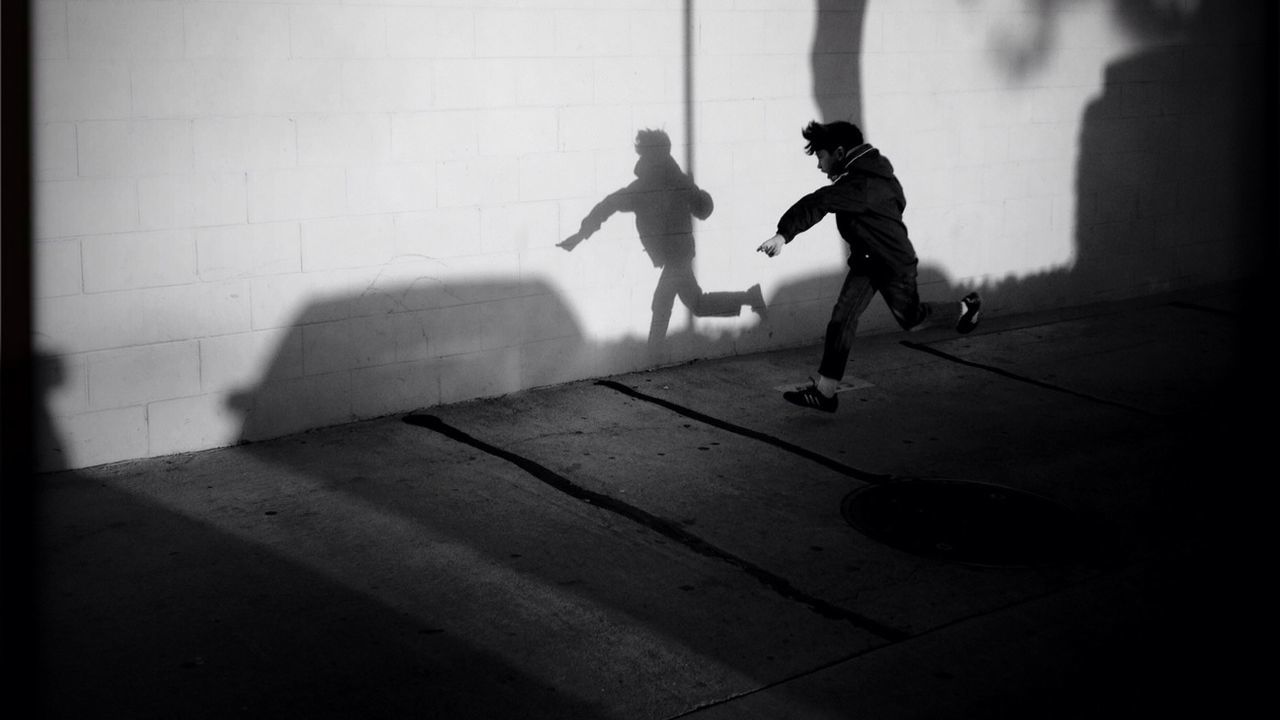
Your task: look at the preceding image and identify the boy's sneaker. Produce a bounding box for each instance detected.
[957,292,982,334]
[783,381,838,413]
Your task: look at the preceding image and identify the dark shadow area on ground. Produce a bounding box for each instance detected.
[33,467,607,719]
[28,348,604,717]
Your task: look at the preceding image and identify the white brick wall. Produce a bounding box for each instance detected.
[247,168,347,223]
[81,229,197,293]
[34,122,77,180]
[86,342,201,411]
[31,0,1268,470]
[67,1,184,61]
[300,215,397,272]
[138,173,247,230]
[33,59,132,122]
[184,3,290,61]
[36,178,139,238]
[385,7,475,59]
[194,117,297,172]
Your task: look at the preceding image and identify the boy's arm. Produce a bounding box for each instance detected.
[774,184,864,243]
[760,185,864,258]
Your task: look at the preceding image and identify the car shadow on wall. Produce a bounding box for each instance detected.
[227,272,787,446]
[227,276,587,444]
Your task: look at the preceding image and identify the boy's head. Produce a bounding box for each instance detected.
[634,129,672,157]
[633,128,678,177]
[801,120,864,156]
[802,121,864,179]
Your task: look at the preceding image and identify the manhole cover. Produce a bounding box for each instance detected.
[841,479,1080,567]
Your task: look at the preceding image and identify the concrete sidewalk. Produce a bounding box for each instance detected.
[28,286,1256,719]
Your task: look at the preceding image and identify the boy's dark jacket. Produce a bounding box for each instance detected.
[775,144,920,276]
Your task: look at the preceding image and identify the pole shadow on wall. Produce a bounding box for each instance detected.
[558,129,765,354]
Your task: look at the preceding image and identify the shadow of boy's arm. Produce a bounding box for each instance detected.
[559,189,631,251]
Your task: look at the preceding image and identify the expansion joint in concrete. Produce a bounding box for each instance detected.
[403,412,909,643]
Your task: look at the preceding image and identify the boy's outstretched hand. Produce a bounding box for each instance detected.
[757,234,785,257]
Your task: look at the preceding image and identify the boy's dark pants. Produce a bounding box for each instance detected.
[819,262,953,381]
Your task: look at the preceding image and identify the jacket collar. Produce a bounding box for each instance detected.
[830,143,875,183]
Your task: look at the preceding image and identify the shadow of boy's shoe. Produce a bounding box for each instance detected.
[748,283,768,319]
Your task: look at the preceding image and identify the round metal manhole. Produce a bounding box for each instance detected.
[841,479,1080,568]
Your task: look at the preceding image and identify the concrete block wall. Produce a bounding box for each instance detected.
[31,0,1270,470]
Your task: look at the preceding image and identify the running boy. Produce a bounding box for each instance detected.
[757,120,981,413]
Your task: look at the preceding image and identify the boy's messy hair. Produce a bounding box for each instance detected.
[802,121,864,156]
[634,128,672,156]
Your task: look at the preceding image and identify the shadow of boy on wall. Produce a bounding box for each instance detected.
[559,129,764,349]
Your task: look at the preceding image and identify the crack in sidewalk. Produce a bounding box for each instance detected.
[595,380,897,484]
[403,412,909,643]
